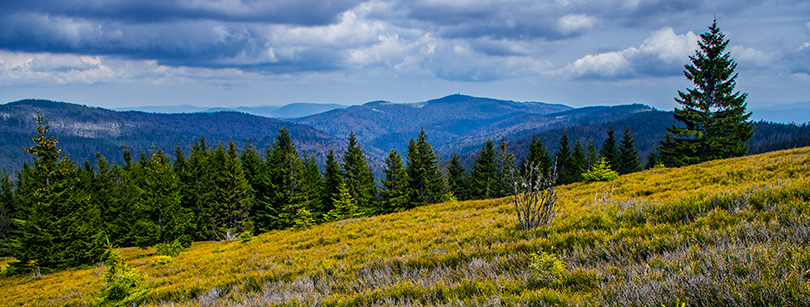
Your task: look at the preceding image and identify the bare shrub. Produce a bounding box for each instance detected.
[512,162,558,230]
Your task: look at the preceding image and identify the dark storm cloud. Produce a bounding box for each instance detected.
[391,1,594,41]
[0,0,366,72]
[0,0,364,25]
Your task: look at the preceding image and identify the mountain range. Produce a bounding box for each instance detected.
[114,102,346,119]
[2,95,809,176]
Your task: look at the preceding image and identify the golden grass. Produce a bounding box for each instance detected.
[2,147,809,306]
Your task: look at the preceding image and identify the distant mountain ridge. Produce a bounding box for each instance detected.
[115,102,346,118]
[3,95,810,177]
[0,99,349,175]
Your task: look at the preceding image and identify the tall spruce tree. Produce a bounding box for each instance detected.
[321,148,343,218]
[497,138,517,196]
[555,133,573,185]
[183,137,216,240]
[618,127,642,174]
[570,139,587,183]
[380,149,409,213]
[214,140,253,239]
[342,131,376,214]
[0,174,12,256]
[521,134,552,179]
[260,128,302,230]
[298,154,324,220]
[586,138,599,171]
[659,20,753,166]
[470,140,499,199]
[405,130,445,207]
[133,149,190,248]
[600,126,620,172]
[14,112,103,270]
[445,152,468,201]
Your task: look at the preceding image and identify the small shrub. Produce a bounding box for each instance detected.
[155,240,185,257]
[529,247,566,286]
[582,157,620,182]
[97,239,149,306]
[293,208,314,231]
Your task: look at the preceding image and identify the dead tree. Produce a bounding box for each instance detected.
[512,161,558,230]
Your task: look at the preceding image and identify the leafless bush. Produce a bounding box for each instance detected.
[512,162,558,230]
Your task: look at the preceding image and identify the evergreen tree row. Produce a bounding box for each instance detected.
[0,113,643,273]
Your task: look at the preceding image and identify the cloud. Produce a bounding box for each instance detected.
[426,41,552,82]
[788,42,810,75]
[562,27,698,79]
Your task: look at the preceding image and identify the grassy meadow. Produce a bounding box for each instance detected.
[2,147,810,306]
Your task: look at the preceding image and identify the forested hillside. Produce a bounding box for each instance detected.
[0,99,349,175]
[2,145,808,306]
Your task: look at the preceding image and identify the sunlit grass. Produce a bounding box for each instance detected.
[2,147,810,306]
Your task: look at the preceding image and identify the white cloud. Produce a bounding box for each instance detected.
[558,14,598,36]
[562,27,698,79]
[730,45,773,67]
[637,27,699,64]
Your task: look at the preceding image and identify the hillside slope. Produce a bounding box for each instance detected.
[3,147,809,306]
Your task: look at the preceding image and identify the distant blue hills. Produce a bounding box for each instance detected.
[115,102,346,118]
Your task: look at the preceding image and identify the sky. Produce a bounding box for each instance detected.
[1,0,809,110]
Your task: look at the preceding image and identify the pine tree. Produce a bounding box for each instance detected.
[600,126,620,172]
[586,138,599,171]
[298,154,324,220]
[379,149,409,213]
[445,151,468,201]
[324,181,358,222]
[214,140,253,239]
[646,149,662,169]
[570,139,587,183]
[405,130,445,207]
[0,174,12,256]
[522,134,552,176]
[133,150,189,248]
[470,140,499,199]
[659,19,753,167]
[13,112,103,270]
[183,136,216,240]
[582,157,619,182]
[497,138,517,197]
[321,148,343,218]
[342,131,376,214]
[618,127,642,175]
[555,133,573,185]
[258,128,301,231]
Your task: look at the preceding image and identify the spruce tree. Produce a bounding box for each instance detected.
[405,129,445,207]
[298,154,324,220]
[523,134,552,176]
[555,133,573,185]
[342,131,376,214]
[259,128,301,230]
[321,148,342,218]
[470,140,499,199]
[497,138,517,197]
[239,141,263,196]
[445,152,468,201]
[586,138,599,171]
[133,150,189,248]
[570,139,587,183]
[183,137,216,240]
[600,126,620,172]
[14,112,103,270]
[380,149,409,213]
[324,181,358,222]
[618,127,642,174]
[214,140,253,239]
[0,174,12,256]
[659,19,753,166]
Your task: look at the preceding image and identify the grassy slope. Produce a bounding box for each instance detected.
[3,147,810,306]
